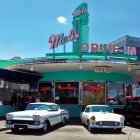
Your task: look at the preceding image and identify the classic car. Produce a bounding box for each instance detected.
[113,101,140,125]
[80,105,125,133]
[5,102,69,133]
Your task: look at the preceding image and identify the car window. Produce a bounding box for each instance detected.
[51,105,59,111]
[84,107,90,112]
[27,104,51,111]
[39,105,52,110]
[90,106,108,112]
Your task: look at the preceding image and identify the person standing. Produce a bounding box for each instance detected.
[36,96,40,102]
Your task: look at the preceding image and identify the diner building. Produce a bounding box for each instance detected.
[0,3,140,117]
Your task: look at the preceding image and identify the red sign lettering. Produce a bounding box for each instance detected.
[58,86,76,90]
[129,47,136,55]
[49,29,79,50]
[73,8,87,18]
[81,44,89,52]
[91,44,98,53]
[41,87,51,91]
[81,43,136,55]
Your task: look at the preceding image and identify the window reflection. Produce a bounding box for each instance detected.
[107,82,124,105]
[82,82,105,105]
[55,82,79,104]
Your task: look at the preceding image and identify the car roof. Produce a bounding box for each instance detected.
[86,105,107,107]
[28,102,58,106]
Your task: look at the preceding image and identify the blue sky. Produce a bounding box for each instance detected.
[0,0,140,60]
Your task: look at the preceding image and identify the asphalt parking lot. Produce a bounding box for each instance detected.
[0,120,140,140]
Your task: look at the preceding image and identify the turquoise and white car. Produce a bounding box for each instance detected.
[5,102,69,133]
[81,105,125,133]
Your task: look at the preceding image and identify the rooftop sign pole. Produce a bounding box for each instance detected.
[72,3,89,56]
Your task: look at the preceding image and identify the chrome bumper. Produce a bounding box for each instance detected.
[90,124,124,129]
[5,123,44,129]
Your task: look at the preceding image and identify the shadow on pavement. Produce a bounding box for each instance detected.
[126,123,140,129]
[81,124,127,135]
[5,120,77,136]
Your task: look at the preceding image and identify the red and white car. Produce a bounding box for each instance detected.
[5,102,69,133]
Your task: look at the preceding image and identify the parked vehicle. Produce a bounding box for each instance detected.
[80,105,125,133]
[133,96,140,102]
[5,102,69,133]
[113,101,140,125]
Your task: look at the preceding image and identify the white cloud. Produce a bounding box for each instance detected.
[57,16,67,24]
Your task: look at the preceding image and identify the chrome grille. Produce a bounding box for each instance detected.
[7,120,35,125]
[96,121,120,126]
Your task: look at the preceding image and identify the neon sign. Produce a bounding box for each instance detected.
[58,86,76,90]
[48,29,79,50]
[73,8,87,18]
[84,85,103,91]
[41,87,51,91]
[81,43,136,55]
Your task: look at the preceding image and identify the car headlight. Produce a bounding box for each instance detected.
[120,116,125,122]
[91,116,96,120]
[33,115,40,121]
[6,114,13,120]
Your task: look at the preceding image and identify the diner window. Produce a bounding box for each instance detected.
[82,82,105,105]
[39,82,53,102]
[126,85,132,103]
[107,82,124,105]
[55,82,79,104]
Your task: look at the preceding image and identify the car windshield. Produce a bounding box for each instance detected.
[27,104,51,111]
[90,106,109,112]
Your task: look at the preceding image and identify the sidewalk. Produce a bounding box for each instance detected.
[0,120,8,131]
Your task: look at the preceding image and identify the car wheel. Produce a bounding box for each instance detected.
[116,128,122,133]
[62,117,67,125]
[11,128,19,133]
[40,121,48,133]
[87,122,92,132]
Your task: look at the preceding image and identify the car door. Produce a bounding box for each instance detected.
[38,104,56,125]
[51,105,62,124]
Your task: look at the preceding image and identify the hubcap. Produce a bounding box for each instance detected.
[44,122,47,132]
[63,118,66,124]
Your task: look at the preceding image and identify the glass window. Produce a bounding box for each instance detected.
[107,82,124,105]
[126,85,132,103]
[82,82,105,105]
[55,82,79,104]
[85,107,90,112]
[39,82,53,102]
[51,105,59,111]
[90,106,108,112]
[27,104,51,110]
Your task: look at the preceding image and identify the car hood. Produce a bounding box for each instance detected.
[8,110,54,120]
[88,112,123,122]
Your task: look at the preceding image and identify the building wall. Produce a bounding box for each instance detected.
[39,71,132,84]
